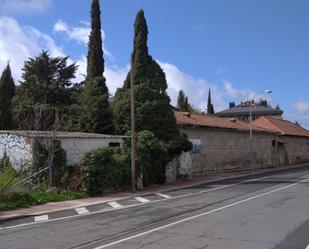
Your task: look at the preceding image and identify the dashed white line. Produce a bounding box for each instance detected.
[0,173,293,230]
[305,244,309,249]
[75,207,89,215]
[134,197,150,203]
[107,201,123,209]
[34,215,48,222]
[93,177,309,249]
[156,193,171,199]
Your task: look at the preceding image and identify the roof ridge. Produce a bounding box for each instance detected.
[259,117,285,134]
[264,117,289,135]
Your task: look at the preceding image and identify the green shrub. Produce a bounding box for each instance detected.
[0,190,88,211]
[31,139,67,188]
[80,147,130,195]
[0,192,37,210]
[0,155,18,188]
[135,130,169,186]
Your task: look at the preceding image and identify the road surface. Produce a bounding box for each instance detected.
[1,166,309,249]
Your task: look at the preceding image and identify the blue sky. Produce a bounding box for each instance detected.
[0,0,309,127]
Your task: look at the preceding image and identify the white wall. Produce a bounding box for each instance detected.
[59,137,124,165]
[0,133,33,170]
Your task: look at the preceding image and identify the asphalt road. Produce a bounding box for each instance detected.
[1,166,309,249]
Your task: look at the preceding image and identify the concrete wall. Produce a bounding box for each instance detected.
[59,137,124,165]
[0,133,124,168]
[281,136,309,165]
[181,127,277,176]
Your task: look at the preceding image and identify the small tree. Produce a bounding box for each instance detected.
[207,88,215,115]
[0,64,15,130]
[177,90,192,112]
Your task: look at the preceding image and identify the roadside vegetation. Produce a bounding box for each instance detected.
[0,0,192,210]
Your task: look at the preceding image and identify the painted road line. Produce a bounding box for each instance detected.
[134,197,150,203]
[305,244,309,249]
[34,215,48,222]
[0,173,295,230]
[75,207,89,215]
[93,177,309,249]
[156,193,171,199]
[107,201,123,209]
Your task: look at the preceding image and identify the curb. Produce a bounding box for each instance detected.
[1,163,308,223]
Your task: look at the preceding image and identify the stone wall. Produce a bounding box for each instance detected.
[166,151,192,182]
[281,136,309,164]
[181,127,277,176]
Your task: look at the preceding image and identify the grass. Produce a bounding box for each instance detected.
[0,191,88,211]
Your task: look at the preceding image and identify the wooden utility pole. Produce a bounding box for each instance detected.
[130,54,136,192]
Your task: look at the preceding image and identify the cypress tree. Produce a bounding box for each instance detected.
[87,0,104,79]
[207,88,215,115]
[113,10,191,155]
[0,64,15,130]
[81,0,113,134]
[177,90,186,110]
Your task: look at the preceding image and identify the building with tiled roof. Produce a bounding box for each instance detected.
[174,111,309,176]
[253,116,309,137]
[216,101,283,121]
[175,111,276,134]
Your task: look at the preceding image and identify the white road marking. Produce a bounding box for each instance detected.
[305,244,309,249]
[34,215,48,222]
[75,207,89,215]
[93,177,309,249]
[134,197,150,203]
[107,201,123,209]
[0,173,296,230]
[156,193,171,199]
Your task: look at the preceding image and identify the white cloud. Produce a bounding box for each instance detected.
[0,16,41,80]
[293,101,309,116]
[158,61,226,112]
[223,80,256,101]
[289,101,309,129]
[54,19,90,46]
[53,19,114,61]
[0,16,125,93]
[74,55,129,94]
[0,0,53,14]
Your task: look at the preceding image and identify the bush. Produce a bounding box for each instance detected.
[31,139,67,188]
[0,190,88,211]
[135,130,169,186]
[0,155,18,188]
[80,147,130,195]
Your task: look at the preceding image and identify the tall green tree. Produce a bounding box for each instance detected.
[207,88,215,115]
[87,0,104,79]
[113,10,191,156]
[0,64,15,130]
[177,90,193,112]
[81,0,113,134]
[13,51,79,130]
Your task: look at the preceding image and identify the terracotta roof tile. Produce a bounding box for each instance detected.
[253,117,309,137]
[174,112,275,133]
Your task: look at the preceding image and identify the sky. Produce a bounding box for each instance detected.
[0,0,308,127]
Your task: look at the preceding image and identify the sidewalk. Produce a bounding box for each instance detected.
[0,163,307,222]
